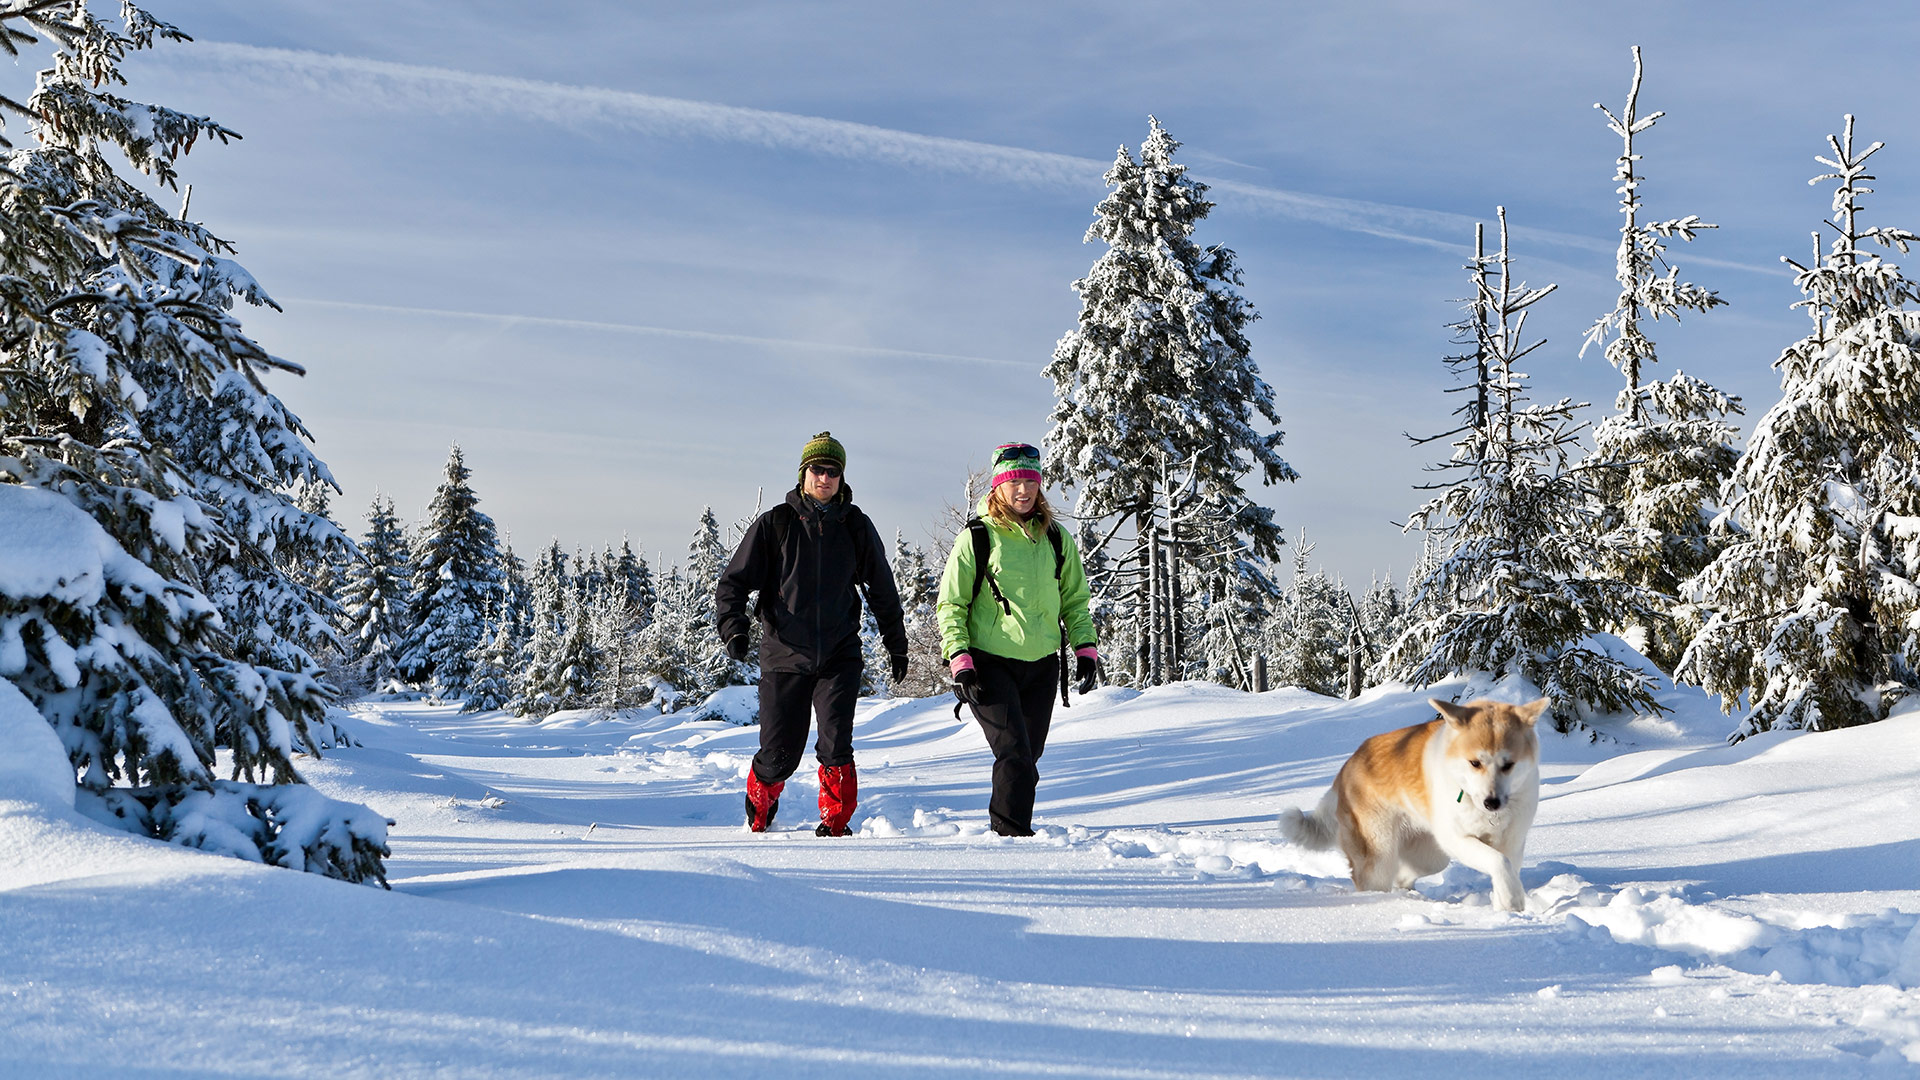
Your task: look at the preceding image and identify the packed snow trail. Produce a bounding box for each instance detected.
[1,682,1917,1077]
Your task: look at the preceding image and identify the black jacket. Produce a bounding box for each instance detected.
[716,487,908,674]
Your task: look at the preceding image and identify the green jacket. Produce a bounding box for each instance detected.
[937,498,1097,663]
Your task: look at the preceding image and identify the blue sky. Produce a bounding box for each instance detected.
[36,2,1920,586]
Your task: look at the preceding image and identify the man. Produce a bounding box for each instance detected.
[716,431,908,835]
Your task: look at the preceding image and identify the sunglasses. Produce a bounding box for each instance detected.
[994,444,1040,464]
[807,463,842,479]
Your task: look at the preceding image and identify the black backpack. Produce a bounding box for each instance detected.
[959,516,1075,712]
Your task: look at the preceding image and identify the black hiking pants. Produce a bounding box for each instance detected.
[966,651,1060,836]
[753,659,863,785]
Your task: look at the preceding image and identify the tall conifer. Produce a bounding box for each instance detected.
[339,494,412,689]
[1387,213,1666,729]
[398,444,503,697]
[1679,118,1920,734]
[0,4,384,881]
[1044,117,1297,686]
[1581,47,1742,671]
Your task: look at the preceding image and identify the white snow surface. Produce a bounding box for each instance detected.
[3,679,1919,1077]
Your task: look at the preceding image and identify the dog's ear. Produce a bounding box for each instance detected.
[1515,698,1550,726]
[1430,698,1475,726]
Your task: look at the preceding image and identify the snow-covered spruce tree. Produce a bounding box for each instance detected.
[285,480,347,626]
[686,507,740,693]
[1270,543,1347,698]
[1355,575,1405,688]
[1386,212,1667,730]
[888,532,949,697]
[1044,116,1297,687]
[509,540,569,717]
[397,443,503,698]
[857,600,889,696]
[639,565,699,706]
[548,589,602,711]
[494,530,531,649]
[1580,46,1741,671]
[1193,541,1281,691]
[610,537,654,631]
[1679,117,1920,735]
[571,544,607,602]
[338,493,411,692]
[587,572,647,711]
[461,616,517,712]
[0,4,385,882]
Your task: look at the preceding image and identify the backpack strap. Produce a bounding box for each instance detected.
[965,518,1013,616]
[754,504,797,618]
[1048,523,1070,708]
[768,502,794,552]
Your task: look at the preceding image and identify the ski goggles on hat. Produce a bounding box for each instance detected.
[990,443,1043,489]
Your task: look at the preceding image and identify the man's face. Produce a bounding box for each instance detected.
[804,462,842,502]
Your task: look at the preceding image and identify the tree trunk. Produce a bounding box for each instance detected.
[1346,622,1363,699]
[1143,509,1162,686]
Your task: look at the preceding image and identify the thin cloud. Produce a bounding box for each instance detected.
[166,42,1781,274]
[287,296,1030,368]
[179,42,1104,190]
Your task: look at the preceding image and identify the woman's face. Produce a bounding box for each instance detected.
[1002,478,1038,517]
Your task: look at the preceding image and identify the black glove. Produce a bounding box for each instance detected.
[890,652,908,683]
[725,634,749,662]
[1074,654,1098,695]
[952,666,984,706]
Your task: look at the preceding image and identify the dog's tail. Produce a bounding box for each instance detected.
[1276,788,1338,850]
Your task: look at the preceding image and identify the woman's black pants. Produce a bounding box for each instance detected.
[966,651,1059,835]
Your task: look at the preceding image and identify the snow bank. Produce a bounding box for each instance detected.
[0,676,73,809]
[1545,872,1920,989]
[684,685,759,725]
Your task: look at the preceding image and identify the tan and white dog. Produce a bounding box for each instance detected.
[1278,698,1546,912]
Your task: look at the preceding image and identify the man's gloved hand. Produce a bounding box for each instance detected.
[890,652,909,683]
[1074,650,1099,695]
[725,634,749,663]
[952,667,983,706]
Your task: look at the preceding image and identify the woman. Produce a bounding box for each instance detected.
[937,442,1099,837]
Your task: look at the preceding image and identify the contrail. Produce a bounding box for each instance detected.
[287,297,1031,368]
[178,42,1105,190]
[161,42,1779,273]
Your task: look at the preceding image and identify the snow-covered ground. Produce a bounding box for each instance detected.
[3,678,1919,1078]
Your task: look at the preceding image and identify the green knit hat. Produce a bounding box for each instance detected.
[798,431,846,479]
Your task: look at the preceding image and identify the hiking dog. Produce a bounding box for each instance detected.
[1277,697,1546,912]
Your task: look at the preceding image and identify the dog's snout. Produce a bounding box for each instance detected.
[1483,795,1503,811]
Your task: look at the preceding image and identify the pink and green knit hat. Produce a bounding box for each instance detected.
[990,442,1042,490]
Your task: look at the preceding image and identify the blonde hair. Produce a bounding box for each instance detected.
[984,483,1055,537]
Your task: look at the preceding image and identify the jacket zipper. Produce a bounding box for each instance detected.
[811,506,823,671]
